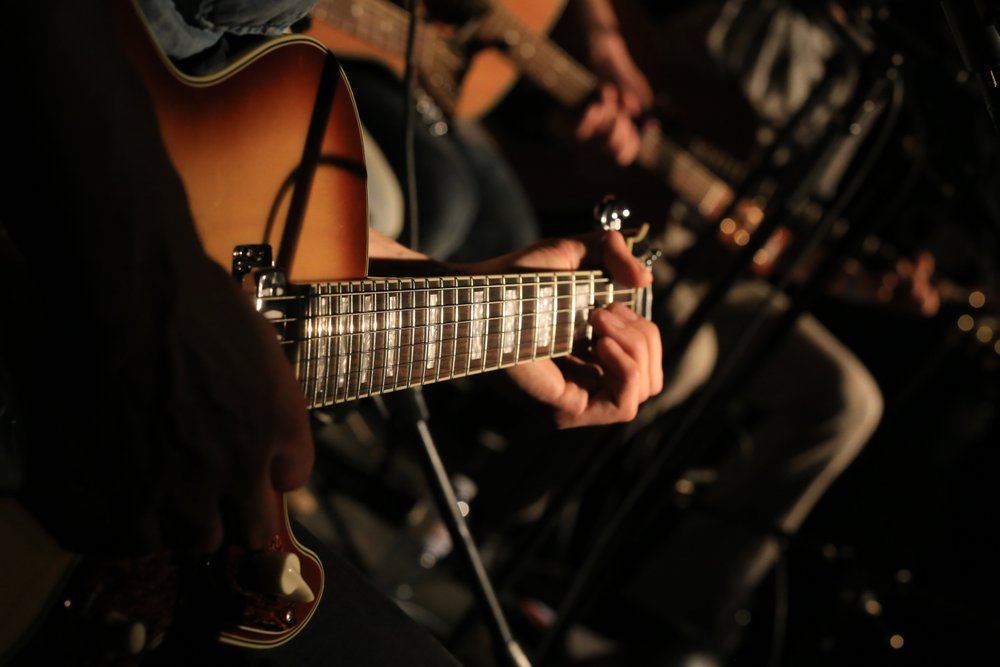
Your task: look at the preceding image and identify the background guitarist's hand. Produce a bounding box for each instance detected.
[468,231,663,428]
[573,0,654,166]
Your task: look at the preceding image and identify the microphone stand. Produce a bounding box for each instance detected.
[379,390,531,667]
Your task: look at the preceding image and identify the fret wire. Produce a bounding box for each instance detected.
[588,272,596,343]
[339,283,351,403]
[440,278,453,384]
[448,277,460,383]
[435,280,445,385]
[338,284,351,403]
[406,279,418,390]
[365,284,376,396]
[495,278,505,372]
[366,284,378,394]
[465,277,474,378]
[479,277,490,373]
[514,276,524,367]
[319,284,332,407]
[569,274,578,358]
[303,292,314,406]
[342,284,354,402]
[418,279,428,388]
[369,283,381,396]
[549,275,559,359]
[530,275,539,362]
[326,285,337,404]
[427,279,438,385]
[351,285,362,401]
[394,279,405,392]
[379,280,390,396]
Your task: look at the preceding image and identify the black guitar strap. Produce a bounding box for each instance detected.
[277,52,341,271]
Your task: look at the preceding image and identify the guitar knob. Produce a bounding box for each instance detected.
[594,195,631,231]
[244,551,315,603]
[102,611,148,656]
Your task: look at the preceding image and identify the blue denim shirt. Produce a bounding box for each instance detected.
[138,0,316,60]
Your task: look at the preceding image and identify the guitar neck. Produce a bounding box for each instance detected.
[269,271,649,408]
[310,0,464,113]
[474,5,734,220]
[311,0,414,57]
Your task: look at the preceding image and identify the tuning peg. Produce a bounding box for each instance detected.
[640,247,663,268]
[244,551,315,603]
[594,195,631,231]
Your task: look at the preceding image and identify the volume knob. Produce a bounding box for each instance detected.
[244,551,315,603]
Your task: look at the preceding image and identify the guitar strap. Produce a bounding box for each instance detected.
[276,52,341,271]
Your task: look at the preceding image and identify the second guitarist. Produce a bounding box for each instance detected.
[312,0,654,261]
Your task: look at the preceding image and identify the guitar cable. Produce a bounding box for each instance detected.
[402,0,420,250]
[396,3,530,666]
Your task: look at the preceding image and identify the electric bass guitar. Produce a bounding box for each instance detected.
[0,1,651,662]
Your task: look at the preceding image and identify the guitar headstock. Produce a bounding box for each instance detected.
[594,195,663,269]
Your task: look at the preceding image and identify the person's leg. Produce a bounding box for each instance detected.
[447,120,542,263]
[624,280,882,649]
[340,60,479,260]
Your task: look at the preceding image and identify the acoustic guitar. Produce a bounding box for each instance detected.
[0,0,651,662]
[305,0,737,218]
[307,0,567,119]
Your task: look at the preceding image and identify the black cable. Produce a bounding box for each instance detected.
[402,0,420,250]
[766,544,790,667]
[394,9,528,664]
[380,390,531,667]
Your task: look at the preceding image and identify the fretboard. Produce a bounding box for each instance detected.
[263,271,648,408]
[310,0,464,113]
[474,6,735,221]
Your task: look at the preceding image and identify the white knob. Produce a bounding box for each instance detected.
[247,551,315,603]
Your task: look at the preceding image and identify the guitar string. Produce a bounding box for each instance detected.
[485,8,730,208]
[290,287,645,400]
[302,338,578,397]
[277,298,642,342]
[290,297,641,376]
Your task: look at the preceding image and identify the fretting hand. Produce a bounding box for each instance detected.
[467,230,663,428]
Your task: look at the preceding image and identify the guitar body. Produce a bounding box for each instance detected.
[458,0,567,118]
[117,1,369,283]
[306,0,567,119]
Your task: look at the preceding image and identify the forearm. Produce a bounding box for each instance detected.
[574,0,621,34]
